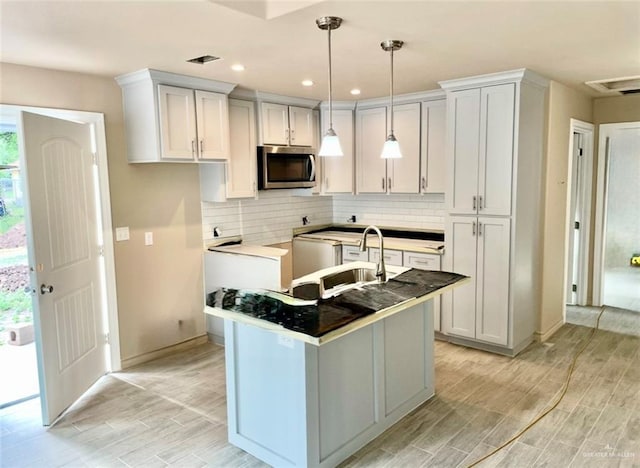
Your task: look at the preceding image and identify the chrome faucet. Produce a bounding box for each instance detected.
[360,225,386,283]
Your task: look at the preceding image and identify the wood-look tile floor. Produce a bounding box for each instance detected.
[1,320,639,467]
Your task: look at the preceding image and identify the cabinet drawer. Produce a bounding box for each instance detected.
[368,248,403,266]
[403,251,441,270]
[342,245,368,263]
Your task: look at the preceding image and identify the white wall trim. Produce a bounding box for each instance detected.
[564,119,594,312]
[592,121,640,306]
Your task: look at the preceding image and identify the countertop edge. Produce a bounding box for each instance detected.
[204,276,470,346]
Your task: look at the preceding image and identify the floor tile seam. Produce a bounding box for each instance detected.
[110,373,223,427]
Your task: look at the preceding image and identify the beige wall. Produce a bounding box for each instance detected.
[538,81,593,337]
[0,62,205,363]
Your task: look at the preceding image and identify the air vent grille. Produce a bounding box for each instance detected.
[586,76,640,95]
[187,55,220,64]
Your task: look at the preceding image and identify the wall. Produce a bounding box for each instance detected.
[0,62,206,364]
[603,129,640,267]
[201,190,333,245]
[539,81,592,338]
[333,193,445,231]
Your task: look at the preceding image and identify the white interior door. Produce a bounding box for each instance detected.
[19,111,107,425]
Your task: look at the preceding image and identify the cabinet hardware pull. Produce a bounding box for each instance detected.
[472,221,476,236]
[191,140,196,157]
[421,177,426,191]
[382,178,386,190]
[479,196,483,210]
[478,222,483,236]
[388,177,392,190]
[199,140,204,155]
[473,195,477,211]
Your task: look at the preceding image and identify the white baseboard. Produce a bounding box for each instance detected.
[535,319,564,342]
[121,334,209,369]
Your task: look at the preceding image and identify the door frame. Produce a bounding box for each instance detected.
[592,121,640,306]
[564,119,594,308]
[0,104,121,372]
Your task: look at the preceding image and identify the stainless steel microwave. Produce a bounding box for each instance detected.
[257,145,316,190]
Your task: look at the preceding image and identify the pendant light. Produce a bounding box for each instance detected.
[380,39,404,159]
[316,16,343,157]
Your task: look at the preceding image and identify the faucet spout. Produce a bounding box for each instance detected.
[360,225,386,283]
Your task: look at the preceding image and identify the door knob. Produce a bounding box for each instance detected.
[40,284,54,295]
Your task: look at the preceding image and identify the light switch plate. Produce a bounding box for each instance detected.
[115,227,129,242]
[144,232,153,246]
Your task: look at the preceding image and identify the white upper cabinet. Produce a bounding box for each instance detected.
[420,99,446,193]
[446,83,515,215]
[116,69,235,163]
[226,99,257,198]
[321,107,354,194]
[356,103,421,194]
[356,107,388,193]
[389,102,421,193]
[261,103,314,147]
[195,90,230,160]
[158,85,230,161]
[157,85,198,160]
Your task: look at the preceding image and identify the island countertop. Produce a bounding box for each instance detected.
[205,262,467,345]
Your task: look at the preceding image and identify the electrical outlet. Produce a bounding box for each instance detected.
[144,232,153,246]
[213,226,222,237]
[302,216,309,225]
[348,215,357,223]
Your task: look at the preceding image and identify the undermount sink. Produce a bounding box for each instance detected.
[291,264,403,301]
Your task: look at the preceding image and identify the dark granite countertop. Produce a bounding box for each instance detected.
[206,269,466,338]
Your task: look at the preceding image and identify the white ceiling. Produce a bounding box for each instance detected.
[1,0,639,100]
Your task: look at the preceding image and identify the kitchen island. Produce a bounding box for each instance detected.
[205,262,467,468]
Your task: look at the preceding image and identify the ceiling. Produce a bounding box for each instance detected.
[1,0,639,100]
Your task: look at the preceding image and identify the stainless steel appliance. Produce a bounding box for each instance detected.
[292,236,341,278]
[257,145,316,190]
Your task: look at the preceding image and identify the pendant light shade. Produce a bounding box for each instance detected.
[316,16,343,157]
[381,39,404,159]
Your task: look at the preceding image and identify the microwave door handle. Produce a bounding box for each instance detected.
[308,154,316,181]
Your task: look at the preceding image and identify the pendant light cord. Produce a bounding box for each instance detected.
[327,25,333,130]
[389,47,394,136]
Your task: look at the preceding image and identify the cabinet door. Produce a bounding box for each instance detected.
[478,84,515,216]
[226,99,257,199]
[322,108,354,194]
[289,106,314,146]
[447,89,481,214]
[261,102,289,145]
[441,216,476,339]
[389,103,420,193]
[475,217,510,346]
[195,90,230,160]
[421,100,446,193]
[158,84,197,160]
[356,107,387,193]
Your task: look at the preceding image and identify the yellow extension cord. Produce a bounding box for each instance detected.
[467,306,606,467]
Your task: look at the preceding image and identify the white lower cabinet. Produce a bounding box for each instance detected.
[368,248,403,266]
[342,245,368,263]
[403,251,443,332]
[442,216,510,346]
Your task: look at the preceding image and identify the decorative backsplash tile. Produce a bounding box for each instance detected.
[201,192,445,245]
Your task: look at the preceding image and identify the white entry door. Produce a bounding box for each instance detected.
[19,111,107,425]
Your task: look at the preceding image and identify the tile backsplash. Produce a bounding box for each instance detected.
[333,193,445,231]
[202,190,333,245]
[202,191,445,245]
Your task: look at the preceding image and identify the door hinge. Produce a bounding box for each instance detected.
[104,333,110,344]
[572,284,577,293]
[574,221,580,229]
[98,246,104,256]
[92,153,98,165]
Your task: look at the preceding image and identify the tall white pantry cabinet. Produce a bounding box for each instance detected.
[440,69,549,356]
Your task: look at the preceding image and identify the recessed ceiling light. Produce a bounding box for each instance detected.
[187,55,220,64]
[231,64,245,71]
[302,80,314,87]
[350,88,361,95]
